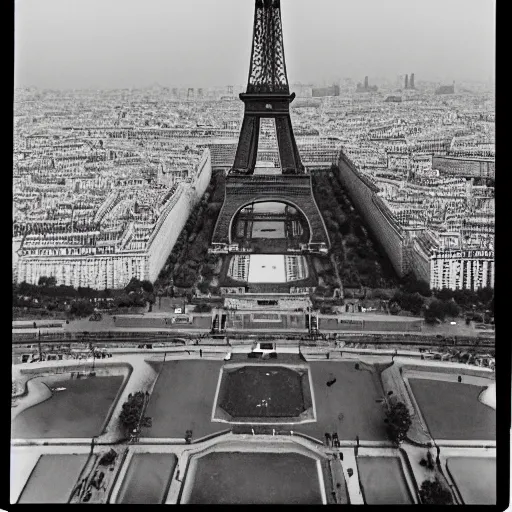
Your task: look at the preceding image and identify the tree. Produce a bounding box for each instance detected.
[391,291,425,316]
[401,272,431,297]
[99,449,117,466]
[444,300,460,318]
[18,281,38,296]
[119,391,146,434]
[78,286,95,298]
[434,287,454,302]
[195,303,212,313]
[38,276,56,287]
[101,288,112,299]
[389,301,401,315]
[197,281,210,294]
[424,299,447,324]
[476,286,493,305]
[125,277,143,294]
[385,401,412,444]
[141,280,154,293]
[453,289,478,309]
[419,479,453,505]
[69,300,94,318]
[345,233,359,248]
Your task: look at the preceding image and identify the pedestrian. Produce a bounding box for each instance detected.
[199,349,203,358]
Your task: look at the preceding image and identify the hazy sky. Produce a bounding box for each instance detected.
[15,0,495,89]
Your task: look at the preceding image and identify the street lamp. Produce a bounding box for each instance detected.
[89,343,96,374]
[38,330,42,361]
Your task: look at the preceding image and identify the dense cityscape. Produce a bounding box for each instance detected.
[11,0,499,508]
[13,78,494,292]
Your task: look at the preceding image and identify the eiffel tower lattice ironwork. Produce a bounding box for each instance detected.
[232,0,304,175]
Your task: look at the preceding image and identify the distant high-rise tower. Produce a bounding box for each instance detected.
[405,74,409,89]
[227,85,234,95]
[364,76,369,89]
[187,87,194,99]
[410,73,415,89]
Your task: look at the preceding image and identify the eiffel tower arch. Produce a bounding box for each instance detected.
[211,0,329,253]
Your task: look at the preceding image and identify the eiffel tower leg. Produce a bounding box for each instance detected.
[275,115,304,174]
[233,115,260,174]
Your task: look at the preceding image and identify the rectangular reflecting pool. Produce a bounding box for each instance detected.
[184,451,324,504]
[18,454,88,503]
[357,457,412,504]
[116,453,177,504]
[408,378,496,440]
[216,365,311,420]
[12,374,124,438]
[447,457,496,504]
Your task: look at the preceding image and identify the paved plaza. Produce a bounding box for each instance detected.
[143,360,226,439]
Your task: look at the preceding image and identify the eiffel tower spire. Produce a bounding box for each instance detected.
[247,0,289,94]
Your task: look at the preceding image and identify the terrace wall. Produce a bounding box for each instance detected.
[318,316,423,332]
[226,312,307,330]
[114,315,212,330]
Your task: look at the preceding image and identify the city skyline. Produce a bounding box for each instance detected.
[15,0,495,89]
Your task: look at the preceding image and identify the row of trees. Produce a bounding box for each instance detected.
[385,401,453,504]
[13,276,154,319]
[387,272,494,322]
[155,171,225,293]
[312,169,398,290]
[119,391,147,435]
[390,290,469,323]
[400,272,494,312]
[385,401,412,444]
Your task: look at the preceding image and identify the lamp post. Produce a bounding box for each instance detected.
[89,343,96,374]
[38,330,42,361]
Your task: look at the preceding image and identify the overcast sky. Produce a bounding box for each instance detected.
[15,0,495,89]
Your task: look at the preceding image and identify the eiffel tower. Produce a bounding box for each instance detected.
[211,0,329,253]
[232,0,303,175]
